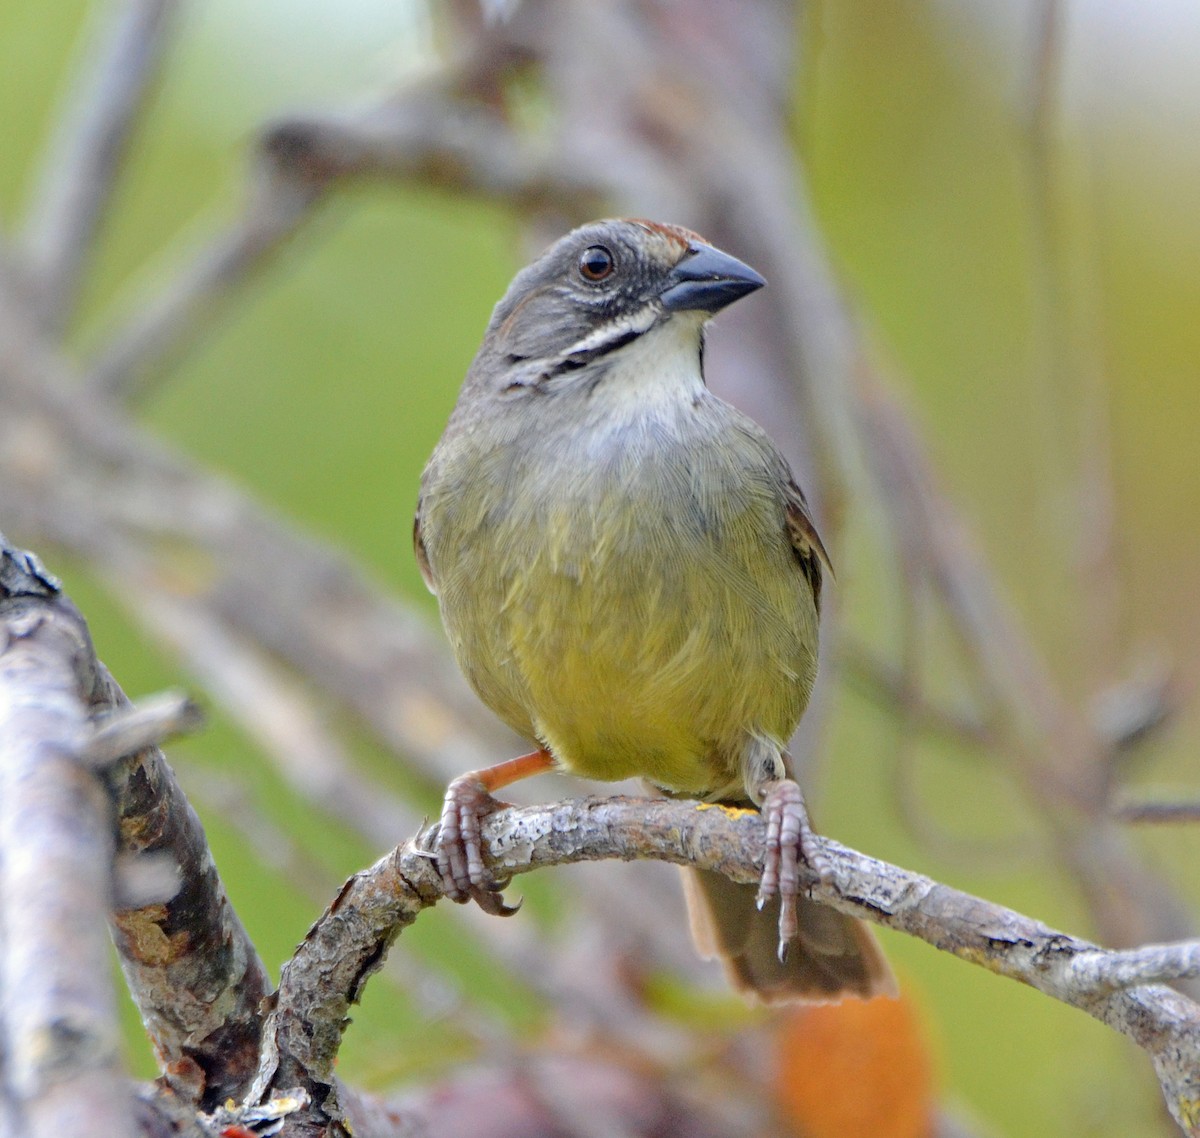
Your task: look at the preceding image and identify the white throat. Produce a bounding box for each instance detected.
[585,312,706,413]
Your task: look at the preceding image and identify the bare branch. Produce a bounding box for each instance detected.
[1115,799,1200,825]
[84,79,605,404]
[21,0,183,331]
[0,542,139,1138]
[84,163,323,402]
[0,534,272,1111]
[247,796,1200,1137]
[81,690,203,768]
[841,640,996,750]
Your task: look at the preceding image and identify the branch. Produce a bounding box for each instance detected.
[20,0,182,331]
[247,796,1200,1137]
[84,79,605,403]
[1116,798,1200,825]
[0,534,272,1111]
[0,546,138,1138]
[82,690,202,769]
[0,284,505,791]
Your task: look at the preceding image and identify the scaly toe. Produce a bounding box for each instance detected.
[436,774,500,903]
[758,778,835,949]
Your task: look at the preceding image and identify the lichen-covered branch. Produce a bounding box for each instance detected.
[0,547,138,1138]
[251,796,1200,1137]
[0,534,271,1112]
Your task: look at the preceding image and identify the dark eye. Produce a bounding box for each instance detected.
[578,244,615,282]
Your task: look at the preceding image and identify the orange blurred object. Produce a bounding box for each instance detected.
[773,991,936,1138]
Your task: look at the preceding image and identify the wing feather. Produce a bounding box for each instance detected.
[413,506,437,595]
[782,479,832,610]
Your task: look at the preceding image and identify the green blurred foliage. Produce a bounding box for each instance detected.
[804,5,1200,1135]
[3,2,1199,1135]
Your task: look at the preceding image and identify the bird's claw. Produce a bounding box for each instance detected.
[435,773,518,915]
[755,779,835,961]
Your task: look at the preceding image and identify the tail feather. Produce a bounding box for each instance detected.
[682,867,896,1004]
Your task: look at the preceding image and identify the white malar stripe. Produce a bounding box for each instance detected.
[560,303,660,359]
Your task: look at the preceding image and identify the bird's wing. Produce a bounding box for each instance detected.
[413,505,437,595]
[782,477,832,611]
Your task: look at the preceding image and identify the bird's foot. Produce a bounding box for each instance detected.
[435,773,519,917]
[755,778,835,960]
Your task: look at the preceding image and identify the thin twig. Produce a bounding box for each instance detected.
[21,0,183,332]
[1115,799,1200,825]
[84,83,604,404]
[81,689,203,768]
[841,640,995,751]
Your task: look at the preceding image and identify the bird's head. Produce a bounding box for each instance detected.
[473,218,765,397]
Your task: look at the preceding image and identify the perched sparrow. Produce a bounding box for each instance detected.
[415,218,893,1002]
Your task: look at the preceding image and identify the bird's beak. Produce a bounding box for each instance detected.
[659,242,766,314]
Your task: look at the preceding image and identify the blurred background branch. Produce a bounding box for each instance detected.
[1,0,1199,1135]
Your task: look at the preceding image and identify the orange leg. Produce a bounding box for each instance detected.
[436,749,555,910]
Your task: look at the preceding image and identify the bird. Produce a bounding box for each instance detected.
[414,218,893,1003]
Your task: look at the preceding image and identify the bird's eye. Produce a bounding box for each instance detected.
[578,244,615,282]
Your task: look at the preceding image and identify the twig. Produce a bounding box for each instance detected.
[1115,799,1200,825]
[84,82,604,404]
[21,0,183,332]
[841,641,995,750]
[1026,0,1127,730]
[81,689,203,768]
[109,572,423,849]
[249,795,1200,1137]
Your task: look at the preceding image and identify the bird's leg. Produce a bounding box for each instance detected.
[743,741,835,960]
[436,748,555,914]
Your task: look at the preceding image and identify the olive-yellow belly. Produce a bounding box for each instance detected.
[427,414,818,796]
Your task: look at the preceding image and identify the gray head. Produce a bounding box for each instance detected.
[468,219,765,395]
